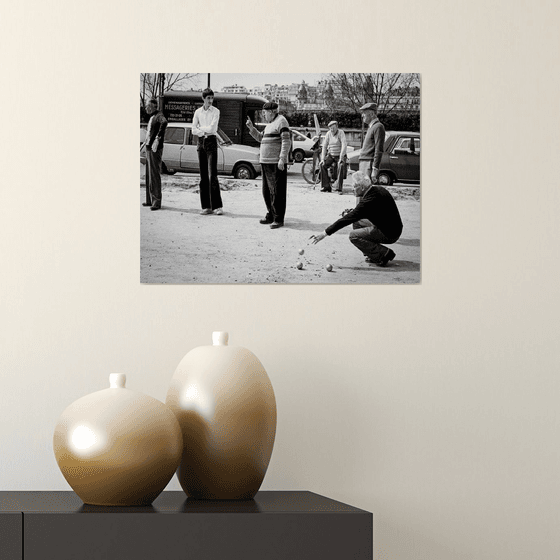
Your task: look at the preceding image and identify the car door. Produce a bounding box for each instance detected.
[180,127,199,171]
[162,126,185,170]
[387,136,420,181]
[216,136,226,174]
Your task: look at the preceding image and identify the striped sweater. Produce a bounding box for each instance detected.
[322,129,347,159]
[250,114,291,164]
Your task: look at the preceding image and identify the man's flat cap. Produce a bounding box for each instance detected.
[359,102,378,111]
[263,102,278,111]
[327,120,338,127]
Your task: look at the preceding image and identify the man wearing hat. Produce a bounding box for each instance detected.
[359,102,386,183]
[246,102,291,229]
[320,120,348,193]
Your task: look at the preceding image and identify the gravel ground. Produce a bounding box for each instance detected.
[140,168,421,284]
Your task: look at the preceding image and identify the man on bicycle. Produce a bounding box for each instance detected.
[320,120,348,194]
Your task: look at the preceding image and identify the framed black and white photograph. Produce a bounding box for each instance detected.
[140,73,421,284]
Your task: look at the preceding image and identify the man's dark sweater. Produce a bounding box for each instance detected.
[325,185,403,240]
[146,111,168,150]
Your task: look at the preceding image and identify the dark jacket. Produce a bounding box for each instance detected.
[325,185,403,240]
[359,118,385,169]
[146,111,168,150]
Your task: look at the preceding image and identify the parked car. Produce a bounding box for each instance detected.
[347,131,420,185]
[291,129,318,162]
[140,123,261,179]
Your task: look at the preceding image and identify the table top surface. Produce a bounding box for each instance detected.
[0,491,371,514]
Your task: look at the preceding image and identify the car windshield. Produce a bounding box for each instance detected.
[217,128,232,145]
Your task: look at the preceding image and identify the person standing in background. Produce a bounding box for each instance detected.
[141,98,167,211]
[358,103,385,184]
[192,88,223,215]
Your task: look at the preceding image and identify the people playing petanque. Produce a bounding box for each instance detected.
[309,171,402,267]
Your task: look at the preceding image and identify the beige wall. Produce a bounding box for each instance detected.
[1,0,559,558]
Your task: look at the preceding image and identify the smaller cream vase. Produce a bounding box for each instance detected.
[53,374,182,506]
[166,332,277,500]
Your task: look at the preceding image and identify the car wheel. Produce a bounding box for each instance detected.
[293,149,305,163]
[234,164,254,180]
[378,172,393,186]
[162,162,176,176]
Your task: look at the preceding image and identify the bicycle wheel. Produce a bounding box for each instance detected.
[302,159,321,185]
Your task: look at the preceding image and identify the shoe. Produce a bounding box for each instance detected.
[142,202,151,207]
[200,208,213,215]
[259,218,273,224]
[338,190,343,195]
[320,188,332,193]
[214,208,223,215]
[270,222,284,229]
[150,205,161,211]
[376,249,396,267]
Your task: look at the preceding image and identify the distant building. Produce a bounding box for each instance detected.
[221,80,420,114]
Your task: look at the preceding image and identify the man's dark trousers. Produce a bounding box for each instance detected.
[197,136,223,210]
[320,154,346,191]
[262,163,287,224]
[349,222,397,262]
[146,147,163,207]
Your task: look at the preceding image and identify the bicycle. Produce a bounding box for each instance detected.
[302,152,349,190]
[301,145,322,186]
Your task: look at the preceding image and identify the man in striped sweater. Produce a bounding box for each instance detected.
[246,102,291,229]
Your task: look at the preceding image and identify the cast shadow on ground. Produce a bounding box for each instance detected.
[337,260,420,273]
[158,207,266,220]
[395,238,420,247]
[148,206,205,215]
[281,217,335,232]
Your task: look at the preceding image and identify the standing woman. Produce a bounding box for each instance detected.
[192,88,223,215]
[246,102,291,229]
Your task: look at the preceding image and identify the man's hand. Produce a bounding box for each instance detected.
[246,117,253,130]
[278,160,285,171]
[341,208,353,217]
[309,232,327,244]
[152,139,159,152]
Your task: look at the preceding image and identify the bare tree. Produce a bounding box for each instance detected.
[140,73,200,107]
[326,73,420,114]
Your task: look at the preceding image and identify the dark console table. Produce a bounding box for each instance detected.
[0,491,372,559]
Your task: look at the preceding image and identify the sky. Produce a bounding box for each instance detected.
[190,73,328,91]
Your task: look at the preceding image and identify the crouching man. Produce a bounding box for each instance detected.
[310,171,402,266]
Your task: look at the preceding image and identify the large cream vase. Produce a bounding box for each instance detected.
[166,332,277,500]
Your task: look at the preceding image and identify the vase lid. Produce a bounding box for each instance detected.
[109,373,126,388]
[212,332,229,346]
